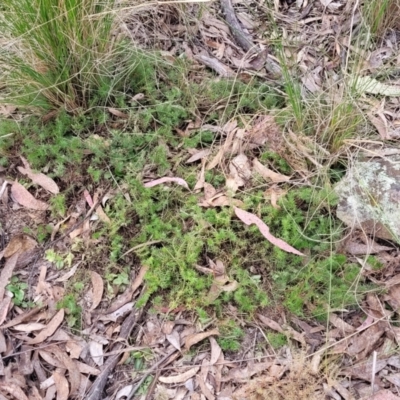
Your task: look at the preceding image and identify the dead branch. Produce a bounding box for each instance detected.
[220,0,256,54]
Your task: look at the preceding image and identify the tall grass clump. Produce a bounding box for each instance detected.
[363,0,400,37]
[0,0,143,113]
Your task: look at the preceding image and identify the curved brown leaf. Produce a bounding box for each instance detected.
[159,366,200,384]
[53,371,69,400]
[0,252,18,301]
[234,207,304,256]
[144,177,189,190]
[18,156,59,194]
[90,271,104,311]
[185,328,219,350]
[26,309,64,345]
[11,181,49,210]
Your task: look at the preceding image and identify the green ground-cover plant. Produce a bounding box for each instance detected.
[6,276,30,307]
[0,72,373,325]
[103,168,372,320]
[0,2,378,331]
[57,293,82,328]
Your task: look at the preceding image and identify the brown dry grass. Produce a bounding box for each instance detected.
[233,351,327,400]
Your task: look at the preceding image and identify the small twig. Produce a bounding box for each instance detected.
[120,240,163,259]
[144,368,161,400]
[306,315,387,359]
[371,350,377,396]
[87,308,139,400]
[126,348,178,400]
[220,0,256,54]
[194,53,236,77]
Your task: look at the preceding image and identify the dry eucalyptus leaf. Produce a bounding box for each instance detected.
[166,330,181,351]
[369,390,400,400]
[66,340,84,359]
[159,366,200,384]
[26,309,65,345]
[11,181,49,210]
[0,383,29,400]
[56,352,81,396]
[209,336,222,365]
[234,207,304,256]
[185,329,220,350]
[93,190,111,224]
[18,156,59,194]
[367,112,388,139]
[0,253,18,302]
[54,262,80,283]
[0,307,41,329]
[258,314,284,333]
[53,371,69,400]
[186,149,211,163]
[89,340,104,366]
[144,177,189,190]
[13,323,47,332]
[108,107,129,119]
[253,159,290,183]
[206,277,238,302]
[0,105,16,116]
[264,185,287,209]
[116,385,134,399]
[0,295,12,326]
[369,47,393,69]
[4,234,37,258]
[90,271,104,311]
[197,359,215,400]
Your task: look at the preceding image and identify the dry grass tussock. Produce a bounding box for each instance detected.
[233,350,328,400]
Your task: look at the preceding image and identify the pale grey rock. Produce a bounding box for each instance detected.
[335,155,400,241]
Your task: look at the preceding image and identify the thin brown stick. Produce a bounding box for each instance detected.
[126,348,178,400]
[86,308,139,400]
[220,0,256,54]
[194,53,235,77]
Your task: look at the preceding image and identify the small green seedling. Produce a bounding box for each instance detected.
[45,249,74,269]
[57,294,82,328]
[7,277,29,307]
